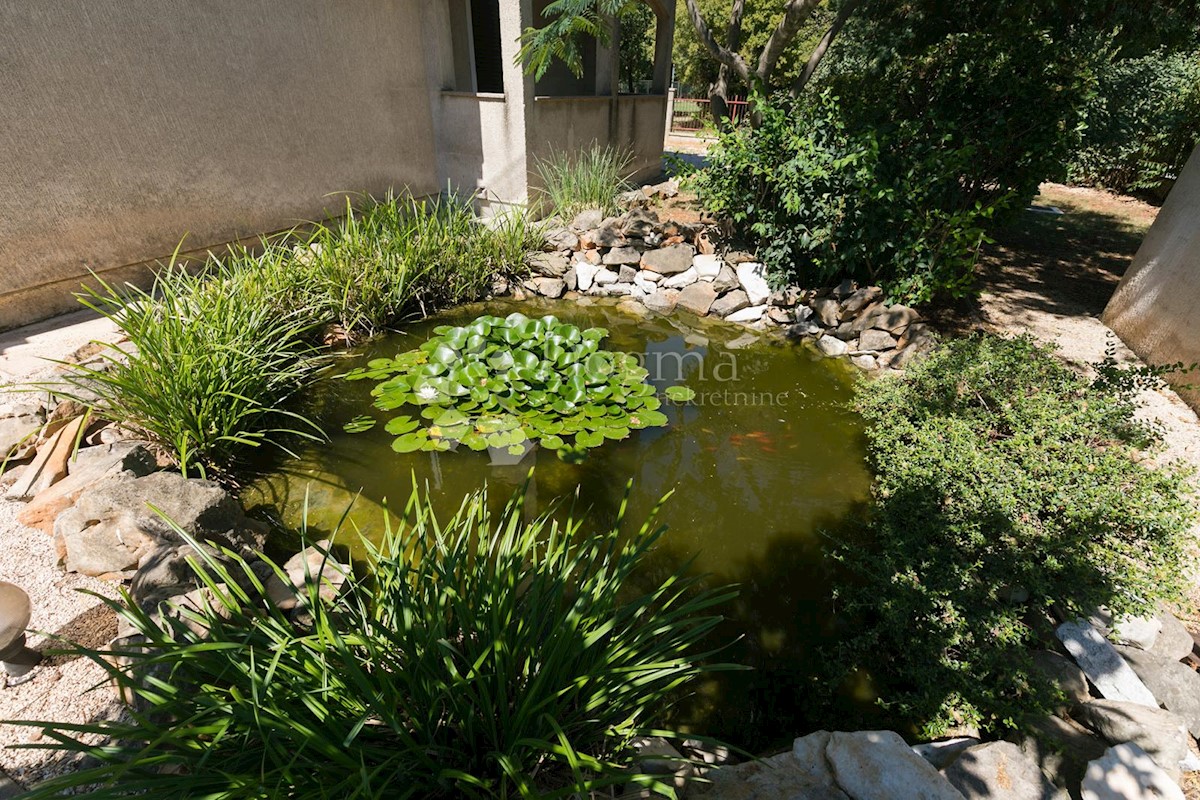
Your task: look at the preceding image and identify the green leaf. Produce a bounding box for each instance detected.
[665,386,697,402]
[343,415,377,434]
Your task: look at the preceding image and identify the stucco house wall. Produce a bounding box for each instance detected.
[1104,144,1200,411]
[0,1,442,330]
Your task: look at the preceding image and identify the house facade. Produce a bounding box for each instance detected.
[0,0,675,330]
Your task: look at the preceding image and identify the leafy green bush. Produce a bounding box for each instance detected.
[344,312,668,459]
[55,194,537,478]
[17,483,733,799]
[59,268,324,480]
[1067,48,1200,198]
[830,335,1195,736]
[533,145,632,218]
[694,93,1005,303]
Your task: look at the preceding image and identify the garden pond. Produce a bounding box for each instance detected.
[245,298,876,751]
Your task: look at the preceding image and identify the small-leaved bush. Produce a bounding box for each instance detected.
[829,335,1195,736]
[693,93,1006,304]
[17,483,734,799]
[533,145,633,218]
[55,194,538,479]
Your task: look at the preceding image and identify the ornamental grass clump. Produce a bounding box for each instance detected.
[344,312,669,460]
[533,145,633,218]
[15,482,734,799]
[829,334,1196,736]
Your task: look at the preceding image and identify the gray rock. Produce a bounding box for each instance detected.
[1082,743,1184,800]
[575,262,601,292]
[1112,614,1164,651]
[530,277,565,298]
[876,305,921,333]
[526,251,568,277]
[617,264,638,283]
[912,737,980,770]
[942,741,1061,799]
[1016,713,1109,795]
[621,208,661,239]
[694,254,723,280]
[710,290,750,318]
[833,278,856,298]
[817,336,849,357]
[712,264,740,292]
[735,262,771,306]
[825,730,963,800]
[834,322,859,340]
[767,307,795,325]
[616,188,648,208]
[1075,699,1190,775]
[842,286,884,315]
[663,266,699,289]
[17,441,158,533]
[599,283,632,296]
[0,401,45,459]
[593,267,619,286]
[563,267,577,291]
[56,472,257,577]
[1056,619,1158,706]
[859,329,899,352]
[727,333,760,350]
[1114,644,1200,737]
[641,244,696,275]
[770,286,803,307]
[1149,613,1194,662]
[604,246,642,266]
[850,354,878,371]
[130,543,211,611]
[812,298,841,327]
[676,283,718,317]
[693,745,849,799]
[592,219,624,247]
[851,303,888,333]
[265,541,351,611]
[1032,650,1091,708]
[643,289,680,315]
[569,208,604,232]
[724,250,757,265]
[543,226,579,252]
[726,305,767,323]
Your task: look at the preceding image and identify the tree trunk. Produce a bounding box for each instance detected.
[708,0,747,129]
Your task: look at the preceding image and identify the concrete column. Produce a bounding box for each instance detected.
[650,0,676,94]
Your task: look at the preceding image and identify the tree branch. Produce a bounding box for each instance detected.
[755,0,823,82]
[684,0,753,85]
[791,0,863,94]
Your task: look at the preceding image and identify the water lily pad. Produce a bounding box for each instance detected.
[343,415,377,433]
[665,386,697,402]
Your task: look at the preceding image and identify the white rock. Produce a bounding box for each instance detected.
[1114,614,1164,651]
[735,262,771,305]
[663,266,699,289]
[634,275,658,294]
[594,267,619,286]
[694,254,722,280]
[817,335,849,357]
[825,730,964,800]
[575,262,601,292]
[1057,620,1158,707]
[911,737,980,769]
[1082,743,1184,800]
[725,304,767,323]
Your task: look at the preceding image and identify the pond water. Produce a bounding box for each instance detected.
[245,298,875,751]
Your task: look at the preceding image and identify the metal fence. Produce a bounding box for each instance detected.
[669,94,749,134]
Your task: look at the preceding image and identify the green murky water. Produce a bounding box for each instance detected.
[245,298,874,751]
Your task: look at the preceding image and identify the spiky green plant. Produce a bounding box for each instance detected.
[14,482,735,799]
[54,267,324,480]
[533,145,633,218]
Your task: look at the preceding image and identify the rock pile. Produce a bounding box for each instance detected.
[513,207,937,371]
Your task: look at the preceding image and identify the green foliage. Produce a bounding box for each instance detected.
[57,268,324,480]
[1067,48,1200,198]
[533,145,633,218]
[694,92,1004,303]
[16,482,734,799]
[55,194,538,479]
[345,313,667,461]
[830,335,1195,735]
[618,2,657,92]
[519,0,636,79]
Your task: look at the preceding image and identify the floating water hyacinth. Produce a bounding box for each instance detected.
[342,312,668,460]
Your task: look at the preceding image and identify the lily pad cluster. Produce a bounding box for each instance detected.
[343,313,669,459]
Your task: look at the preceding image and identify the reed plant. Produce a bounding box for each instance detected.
[16,482,735,799]
[533,145,633,218]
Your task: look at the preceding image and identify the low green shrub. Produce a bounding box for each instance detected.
[693,93,1007,304]
[55,193,538,479]
[16,482,734,799]
[533,145,633,218]
[1067,48,1200,198]
[829,335,1195,736]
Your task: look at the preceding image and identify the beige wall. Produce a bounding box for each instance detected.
[529,95,669,187]
[0,0,440,331]
[1104,144,1200,410]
